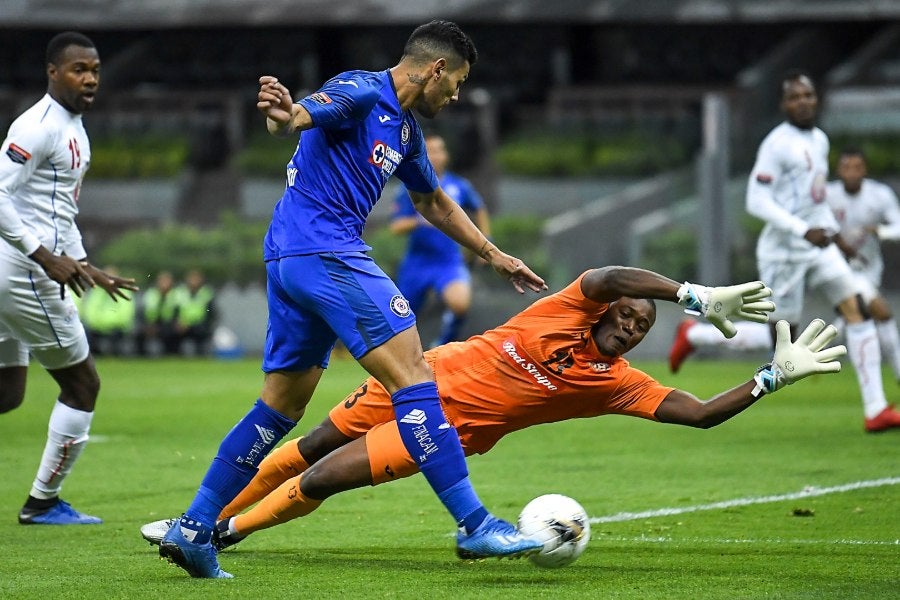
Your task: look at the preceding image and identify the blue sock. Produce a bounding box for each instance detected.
[438,310,466,346]
[391,382,484,526]
[182,399,295,542]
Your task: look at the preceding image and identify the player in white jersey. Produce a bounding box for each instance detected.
[0,32,138,525]
[828,147,900,383]
[734,71,898,432]
[672,148,900,398]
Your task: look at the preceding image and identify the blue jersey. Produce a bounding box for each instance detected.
[393,172,485,264]
[264,69,439,261]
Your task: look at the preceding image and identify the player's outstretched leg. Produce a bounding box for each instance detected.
[158,519,233,579]
[456,514,542,560]
[391,383,542,559]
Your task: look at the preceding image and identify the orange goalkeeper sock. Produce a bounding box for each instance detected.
[232,474,323,536]
[218,436,309,519]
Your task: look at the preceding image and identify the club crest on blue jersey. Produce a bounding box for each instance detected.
[389,294,411,318]
[369,139,402,179]
[401,121,410,145]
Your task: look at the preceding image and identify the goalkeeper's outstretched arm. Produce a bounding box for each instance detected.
[654,319,847,429]
[580,266,774,337]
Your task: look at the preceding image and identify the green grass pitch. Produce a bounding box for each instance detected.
[0,357,897,599]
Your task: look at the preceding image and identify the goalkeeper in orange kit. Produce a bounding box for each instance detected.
[142,265,845,565]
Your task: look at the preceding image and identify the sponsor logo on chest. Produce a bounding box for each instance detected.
[500,340,558,391]
[369,139,404,177]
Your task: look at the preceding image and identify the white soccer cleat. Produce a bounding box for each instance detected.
[140,517,177,546]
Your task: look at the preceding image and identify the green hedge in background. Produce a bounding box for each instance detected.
[89,136,189,178]
[495,130,692,177]
[97,212,548,289]
[85,131,900,180]
[235,133,299,177]
[97,212,268,286]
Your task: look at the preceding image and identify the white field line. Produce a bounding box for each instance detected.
[590,476,900,524]
[598,535,900,546]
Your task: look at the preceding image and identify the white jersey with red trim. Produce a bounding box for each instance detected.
[0,93,89,265]
[746,121,836,262]
[827,177,900,287]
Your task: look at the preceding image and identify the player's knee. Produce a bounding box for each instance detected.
[837,294,869,322]
[298,421,354,465]
[57,368,101,411]
[0,389,25,413]
[299,463,339,500]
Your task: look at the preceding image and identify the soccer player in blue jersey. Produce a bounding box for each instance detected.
[391,133,490,347]
[158,20,547,579]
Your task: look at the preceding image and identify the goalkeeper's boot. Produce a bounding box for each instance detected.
[864,404,900,433]
[213,517,246,551]
[668,319,697,373]
[456,515,543,560]
[18,499,102,525]
[159,518,233,579]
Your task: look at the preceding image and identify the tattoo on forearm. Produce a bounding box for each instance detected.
[479,240,495,259]
[408,73,427,85]
[441,208,454,226]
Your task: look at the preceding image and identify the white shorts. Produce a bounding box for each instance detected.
[0,251,90,370]
[758,244,860,323]
[850,271,879,305]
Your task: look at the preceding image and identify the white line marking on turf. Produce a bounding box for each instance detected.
[599,535,900,546]
[590,476,900,524]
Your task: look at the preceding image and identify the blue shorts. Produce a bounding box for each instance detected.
[396,259,470,314]
[263,252,416,372]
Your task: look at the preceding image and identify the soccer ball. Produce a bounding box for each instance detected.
[516,494,591,568]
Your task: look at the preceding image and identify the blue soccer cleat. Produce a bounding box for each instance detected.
[159,520,233,579]
[456,515,543,560]
[18,499,102,525]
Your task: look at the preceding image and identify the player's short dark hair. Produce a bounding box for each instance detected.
[403,20,477,68]
[839,145,866,162]
[780,69,815,95]
[46,32,96,65]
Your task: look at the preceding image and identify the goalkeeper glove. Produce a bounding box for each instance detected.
[676,280,775,338]
[751,319,847,398]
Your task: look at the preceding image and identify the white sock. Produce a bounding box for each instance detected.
[730,321,773,350]
[687,321,772,350]
[875,318,900,381]
[845,321,888,419]
[29,401,93,500]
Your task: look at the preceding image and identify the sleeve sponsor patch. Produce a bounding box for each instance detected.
[6,143,31,164]
[755,173,773,184]
[307,92,332,105]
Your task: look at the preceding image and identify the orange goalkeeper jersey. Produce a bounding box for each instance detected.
[429,271,673,454]
[331,272,674,456]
